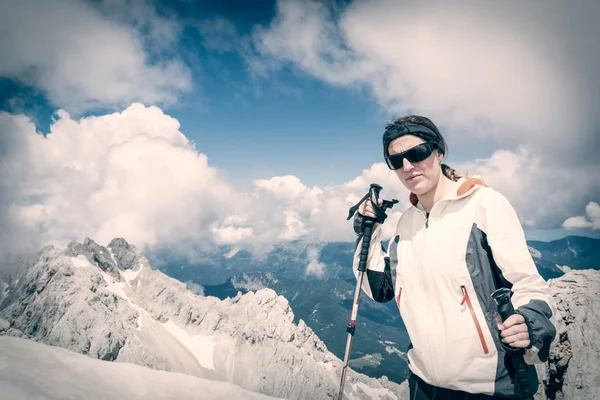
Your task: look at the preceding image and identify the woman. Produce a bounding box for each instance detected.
[352,115,557,399]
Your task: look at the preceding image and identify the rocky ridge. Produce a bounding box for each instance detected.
[534,269,600,400]
[0,237,406,400]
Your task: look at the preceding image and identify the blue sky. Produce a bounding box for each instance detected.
[1,0,599,255]
[0,0,504,187]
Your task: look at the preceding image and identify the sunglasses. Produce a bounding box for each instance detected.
[385,142,437,170]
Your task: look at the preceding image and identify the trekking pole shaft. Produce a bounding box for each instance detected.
[338,269,366,400]
[338,220,374,400]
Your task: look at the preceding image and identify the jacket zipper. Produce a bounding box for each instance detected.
[460,285,489,354]
[415,210,436,383]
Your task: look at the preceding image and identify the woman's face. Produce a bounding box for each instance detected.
[388,134,443,195]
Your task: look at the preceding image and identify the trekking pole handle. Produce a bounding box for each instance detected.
[492,288,514,321]
[357,220,374,272]
[357,185,380,272]
[347,183,398,272]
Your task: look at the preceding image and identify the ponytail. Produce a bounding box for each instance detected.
[441,163,464,182]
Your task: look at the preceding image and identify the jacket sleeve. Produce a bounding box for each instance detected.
[481,188,558,364]
[352,213,400,304]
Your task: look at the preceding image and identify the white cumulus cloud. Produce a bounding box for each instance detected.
[563,202,600,230]
[454,146,599,230]
[0,104,407,266]
[0,104,234,262]
[0,0,192,114]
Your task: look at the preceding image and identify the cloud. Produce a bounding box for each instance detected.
[454,146,600,230]
[2,103,593,271]
[305,247,326,277]
[185,281,205,296]
[98,0,183,51]
[210,224,254,244]
[195,17,240,53]
[0,103,410,265]
[0,0,192,114]
[247,170,407,245]
[0,104,235,262]
[563,202,600,230]
[250,0,600,161]
[247,0,600,232]
[210,214,254,243]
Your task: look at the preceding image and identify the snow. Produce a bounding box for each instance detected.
[99,269,114,286]
[104,280,146,331]
[558,265,572,273]
[225,246,240,258]
[0,336,282,400]
[348,354,382,368]
[121,262,144,286]
[161,320,216,370]
[355,382,398,400]
[232,274,267,291]
[568,246,578,257]
[528,246,542,259]
[317,360,334,371]
[0,281,9,301]
[108,248,143,286]
[70,255,91,268]
[105,281,127,300]
[384,346,404,357]
[347,387,362,400]
[108,248,119,267]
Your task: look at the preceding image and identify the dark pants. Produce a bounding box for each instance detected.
[408,372,510,400]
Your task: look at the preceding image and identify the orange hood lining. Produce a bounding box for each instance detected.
[409,178,488,207]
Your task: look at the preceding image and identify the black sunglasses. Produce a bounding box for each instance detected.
[385,142,437,170]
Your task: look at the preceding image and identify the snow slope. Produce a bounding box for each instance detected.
[0,336,282,400]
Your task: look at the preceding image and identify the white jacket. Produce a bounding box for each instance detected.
[352,176,558,397]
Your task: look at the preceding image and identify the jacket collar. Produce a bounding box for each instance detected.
[409,176,488,209]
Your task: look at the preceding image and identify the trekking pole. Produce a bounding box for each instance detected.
[491,288,535,400]
[338,184,398,400]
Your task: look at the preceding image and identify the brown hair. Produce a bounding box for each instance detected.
[385,115,464,182]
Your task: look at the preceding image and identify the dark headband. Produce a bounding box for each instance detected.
[382,123,443,157]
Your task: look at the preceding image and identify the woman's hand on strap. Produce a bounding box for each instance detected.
[358,198,383,219]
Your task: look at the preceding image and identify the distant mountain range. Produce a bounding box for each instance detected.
[527,235,599,272]
[153,236,599,286]
[152,235,599,384]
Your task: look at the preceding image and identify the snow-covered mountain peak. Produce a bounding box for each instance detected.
[0,237,407,400]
